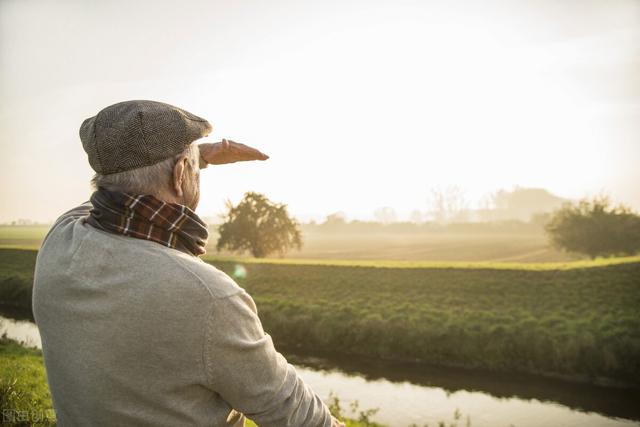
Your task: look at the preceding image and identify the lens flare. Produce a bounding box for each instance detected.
[232,264,247,280]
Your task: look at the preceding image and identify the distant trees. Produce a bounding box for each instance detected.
[478,187,567,222]
[427,186,470,223]
[325,212,347,225]
[373,207,397,224]
[216,192,302,258]
[545,197,640,258]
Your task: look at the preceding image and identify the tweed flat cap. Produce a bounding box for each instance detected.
[80,100,212,175]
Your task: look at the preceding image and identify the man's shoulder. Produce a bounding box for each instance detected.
[41,200,93,246]
[167,252,244,300]
[81,226,245,301]
[40,201,243,302]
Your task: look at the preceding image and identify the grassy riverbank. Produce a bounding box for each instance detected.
[0,337,55,426]
[1,248,639,386]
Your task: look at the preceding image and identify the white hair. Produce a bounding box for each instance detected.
[90,144,200,195]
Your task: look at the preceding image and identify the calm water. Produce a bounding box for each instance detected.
[2,314,639,427]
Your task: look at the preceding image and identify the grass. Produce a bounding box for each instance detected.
[0,227,50,240]
[0,249,39,313]
[202,253,640,271]
[0,226,50,251]
[0,337,55,426]
[2,248,639,386]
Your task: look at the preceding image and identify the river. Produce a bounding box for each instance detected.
[1,314,639,427]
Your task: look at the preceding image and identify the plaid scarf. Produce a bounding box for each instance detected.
[85,186,209,257]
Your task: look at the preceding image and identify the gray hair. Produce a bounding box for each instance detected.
[90,144,200,195]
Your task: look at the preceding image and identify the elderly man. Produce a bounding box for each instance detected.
[32,100,344,427]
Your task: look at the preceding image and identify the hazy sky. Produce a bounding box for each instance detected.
[1,0,639,223]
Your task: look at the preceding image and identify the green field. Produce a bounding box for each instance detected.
[0,226,50,250]
[1,247,639,387]
[0,248,38,312]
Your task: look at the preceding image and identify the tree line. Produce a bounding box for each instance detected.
[216,192,640,259]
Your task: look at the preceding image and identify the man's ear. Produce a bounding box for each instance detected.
[172,156,189,197]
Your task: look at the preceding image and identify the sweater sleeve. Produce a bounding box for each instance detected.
[199,152,209,169]
[203,290,332,427]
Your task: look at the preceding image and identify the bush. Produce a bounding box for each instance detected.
[545,197,640,258]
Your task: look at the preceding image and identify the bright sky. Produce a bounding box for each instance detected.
[1,0,638,223]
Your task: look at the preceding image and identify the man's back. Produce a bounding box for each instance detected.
[33,202,332,427]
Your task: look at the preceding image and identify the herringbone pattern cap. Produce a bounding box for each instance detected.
[80,100,212,175]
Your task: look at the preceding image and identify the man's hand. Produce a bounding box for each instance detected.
[331,415,346,427]
[198,139,269,166]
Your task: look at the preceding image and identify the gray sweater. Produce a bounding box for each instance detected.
[32,201,332,427]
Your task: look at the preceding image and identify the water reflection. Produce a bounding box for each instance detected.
[293,366,639,427]
[0,313,41,348]
[282,349,640,423]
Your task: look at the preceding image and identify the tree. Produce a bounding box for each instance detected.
[216,192,302,258]
[319,212,348,232]
[324,212,347,226]
[427,186,469,223]
[545,196,640,259]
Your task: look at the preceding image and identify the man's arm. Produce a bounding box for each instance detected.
[203,290,333,427]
